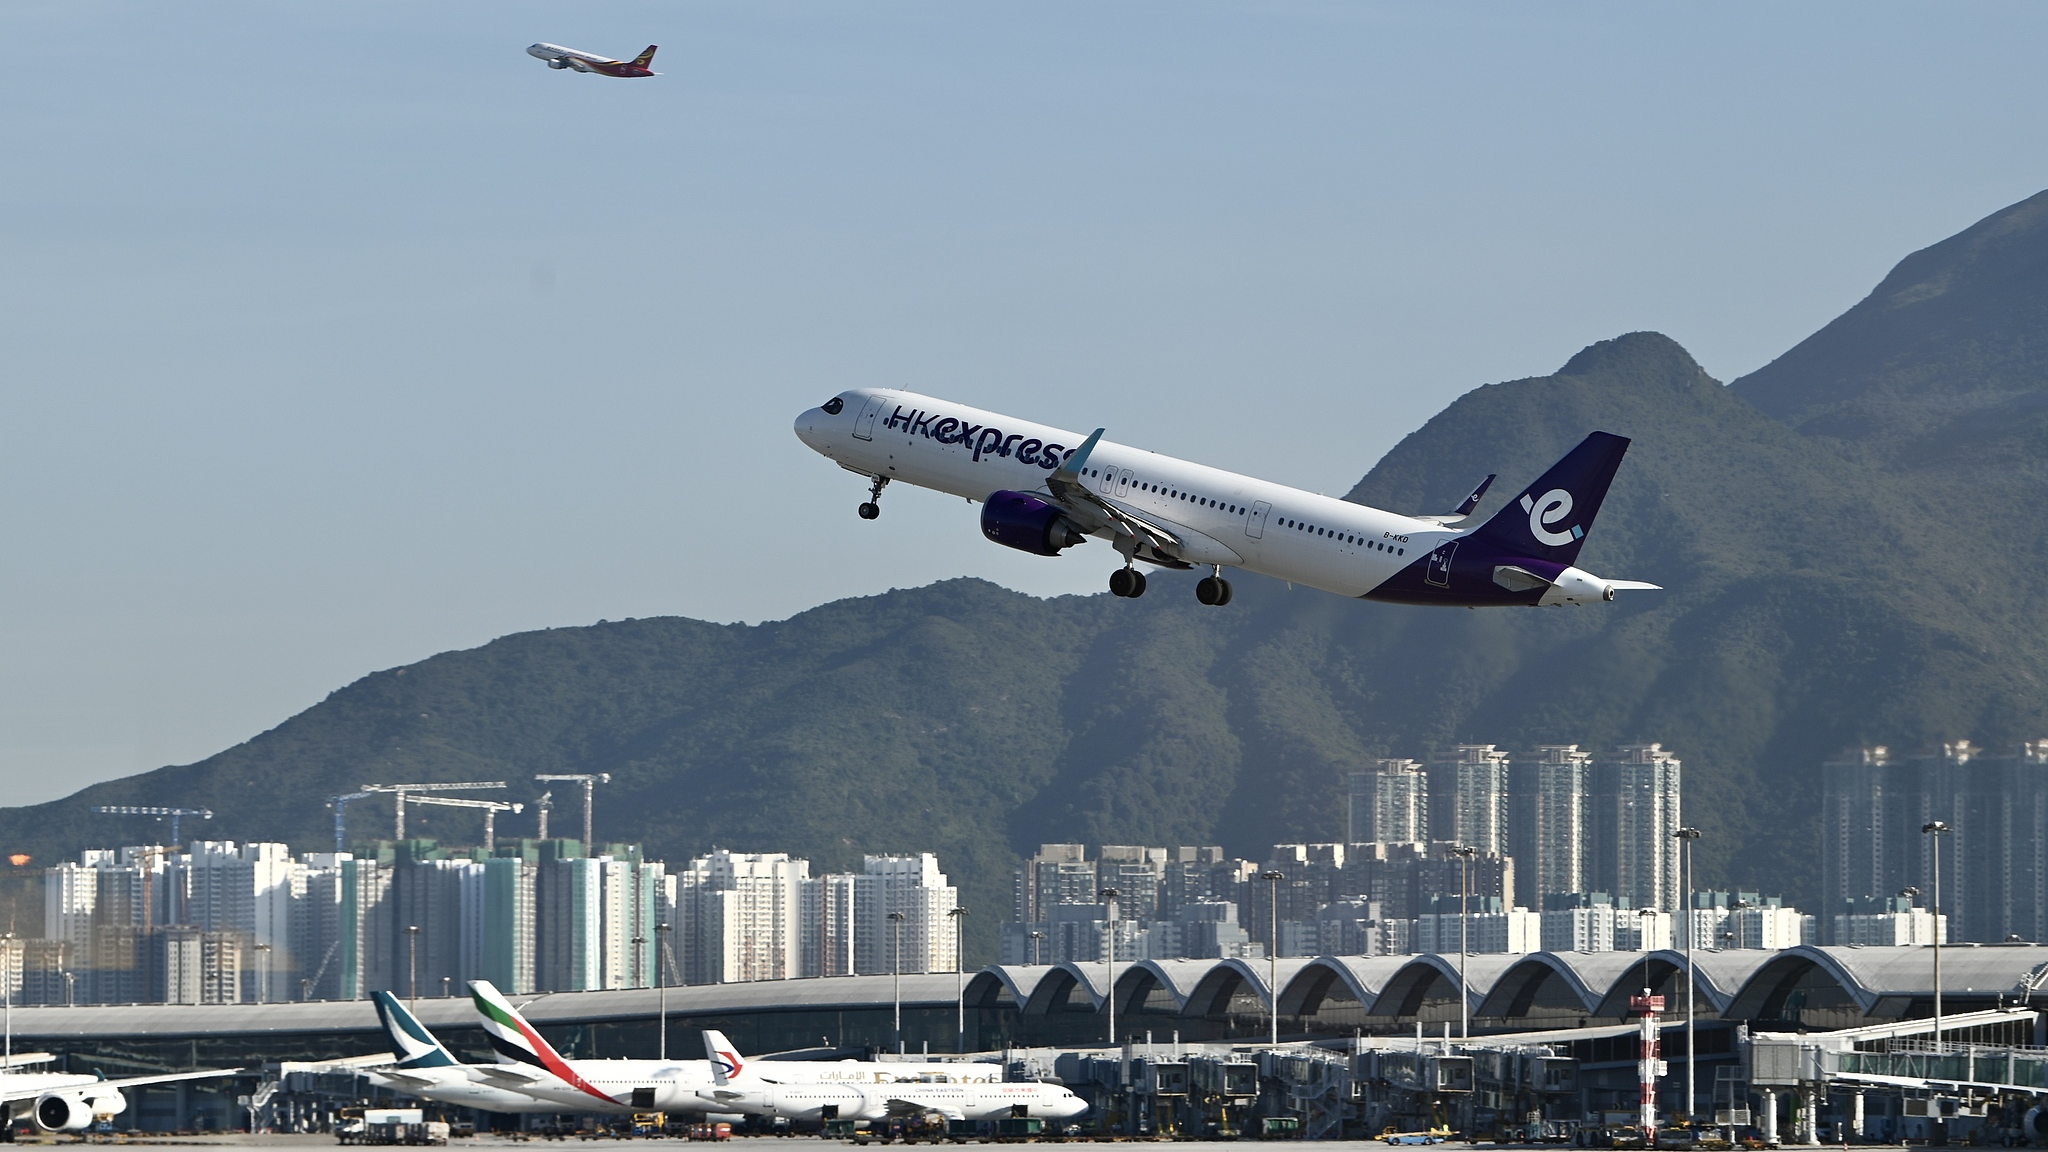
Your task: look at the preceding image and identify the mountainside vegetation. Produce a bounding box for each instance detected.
[12,192,2048,959]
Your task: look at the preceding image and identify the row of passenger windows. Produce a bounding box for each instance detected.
[1077,469,1406,556]
[1277,517,1403,556]
[1082,468,1245,515]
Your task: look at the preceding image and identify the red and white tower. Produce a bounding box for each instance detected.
[1630,992,1666,1139]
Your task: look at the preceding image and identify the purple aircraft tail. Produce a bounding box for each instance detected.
[1461,431,1630,567]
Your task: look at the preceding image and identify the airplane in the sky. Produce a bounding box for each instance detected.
[526,43,658,78]
[0,1056,234,1133]
[466,981,993,1115]
[696,1030,1088,1124]
[794,389,1660,608]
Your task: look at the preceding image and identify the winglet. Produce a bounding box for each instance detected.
[703,1028,747,1086]
[1452,474,1496,517]
[1054,428,1105,480]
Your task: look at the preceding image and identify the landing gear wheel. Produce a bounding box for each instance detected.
[857,475,890,520]
[1108,568,1148,598]
[1196,576,1233,606]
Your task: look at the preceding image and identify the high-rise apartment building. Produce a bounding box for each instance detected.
[1594,744,1682,915]
[852,854,958,975]
[676,850,810,985]
[1512,745,1593,903]
[1819,741,2048,943]
[1348,760,1429,845]
[1428,745,1511,856]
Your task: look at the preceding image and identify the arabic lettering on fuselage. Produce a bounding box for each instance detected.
[883,405,1070,467]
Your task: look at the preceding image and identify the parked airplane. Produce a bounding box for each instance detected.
[0,1057,234,1133]
[363,991,572,1114]
[467,981,994,1115]
[696,1029,1088,1124]
[794,389,1659,607]
[526,43,658,77]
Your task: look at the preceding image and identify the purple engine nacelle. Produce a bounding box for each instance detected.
[981,491,1086,556]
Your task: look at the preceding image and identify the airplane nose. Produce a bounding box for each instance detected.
[793,409,827,450]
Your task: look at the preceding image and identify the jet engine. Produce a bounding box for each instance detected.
[547,58,570,68]
[35,1090,124,1133]
[980,491,1086,556]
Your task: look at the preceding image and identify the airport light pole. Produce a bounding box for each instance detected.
[1923,821,1950,1050]
[949,907,970,1053]
[1028,931,1045,967]
[1448,847,1477,1041]
[406,925,421,1014]
[1099,888,1121,1048]
[1674,827,1702,1122]
[655,922,671,1060]
[888,911,906,1054]
[1261,871,1285,1046]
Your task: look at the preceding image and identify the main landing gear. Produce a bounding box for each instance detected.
[1196,567,1234,606]
[857,475,890,520]
[1109,567,1147,598]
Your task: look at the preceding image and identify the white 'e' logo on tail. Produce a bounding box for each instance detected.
[1521,489,1581,547]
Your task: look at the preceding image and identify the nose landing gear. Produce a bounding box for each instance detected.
[1109,567,1147,598]
[858,475,890,520]
[1195,568,1233,606]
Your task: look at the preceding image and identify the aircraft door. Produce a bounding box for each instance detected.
[1115,469,1134,496]
[852,396,884,441]
[1425,541,1458,587]
[1246,501,1270,538]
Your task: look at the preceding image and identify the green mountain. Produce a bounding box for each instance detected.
[11,192,2048,952]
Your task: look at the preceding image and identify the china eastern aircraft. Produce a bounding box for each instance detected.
[526,43,658,77]
[696,1030,1088,1124]
[794,389,1660,607]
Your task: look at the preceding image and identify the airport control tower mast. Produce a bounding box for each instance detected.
[1631,992,1665,1139]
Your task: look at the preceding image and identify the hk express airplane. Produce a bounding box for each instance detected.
[697,1030,1088,1124]
[794,389,1659,607]
[526,43,658,77]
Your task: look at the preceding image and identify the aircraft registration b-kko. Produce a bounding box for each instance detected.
[526,43,657,77]
[795,389,1659,608]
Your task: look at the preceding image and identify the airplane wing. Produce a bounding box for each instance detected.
[880,1097,964,1121]
[472,1065,552,1087]
[0,1068,236,1106]
[368,1070,444,1090]
[1043,429,1188,562]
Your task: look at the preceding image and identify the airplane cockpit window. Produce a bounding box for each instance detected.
[822,397,844,415]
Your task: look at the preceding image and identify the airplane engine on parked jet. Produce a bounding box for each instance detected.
[980,491,1086,556]
[35,1090,123,1133]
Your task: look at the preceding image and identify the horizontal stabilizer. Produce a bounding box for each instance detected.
[1607,580,1661,592]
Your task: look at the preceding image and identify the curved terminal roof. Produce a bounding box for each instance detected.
[17,946,2048,1043]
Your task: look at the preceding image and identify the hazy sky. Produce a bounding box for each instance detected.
[3,1,2044,805]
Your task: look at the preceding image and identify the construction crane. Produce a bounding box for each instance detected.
[534,791,553,840]
[534,773,610,848]
[358,782,507,840]
[326,791,376,853]
[402,795,524,852]
[92,805,213,845]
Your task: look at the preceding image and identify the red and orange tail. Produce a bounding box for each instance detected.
[630,45,657,68]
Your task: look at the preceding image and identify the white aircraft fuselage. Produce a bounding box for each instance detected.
[794,388,1657,608]
[498,1058,999,1115]
[697,1079,1088,1124]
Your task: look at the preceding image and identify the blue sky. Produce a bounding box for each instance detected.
[3,1,2045,803]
